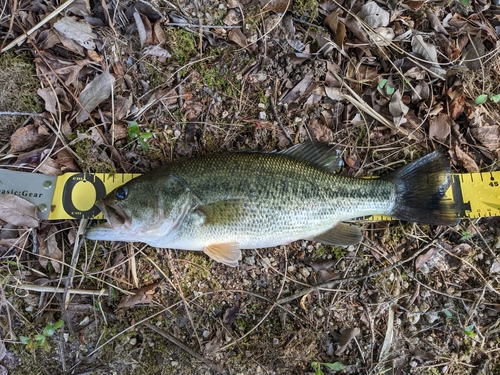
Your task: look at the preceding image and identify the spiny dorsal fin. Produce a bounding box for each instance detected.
[203,242,241,267]
[313,222,362,246]
[279,142,342,172]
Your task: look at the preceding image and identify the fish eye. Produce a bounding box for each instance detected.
[115,186,128,200]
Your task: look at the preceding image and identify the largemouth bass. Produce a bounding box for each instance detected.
[86,142,459,266]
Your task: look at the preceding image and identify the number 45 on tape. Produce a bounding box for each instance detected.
[0,169,499,221]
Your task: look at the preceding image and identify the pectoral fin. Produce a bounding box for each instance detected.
[203,242,241,267]
[314,222,362,246]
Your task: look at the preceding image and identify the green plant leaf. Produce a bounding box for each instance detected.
[138,139,150,150]
[311,362,324,375]
[54,319,64,329]
[43,324,56,337]
[459,0,470,6]
[127,122,140,139]
[443,309,453,318]
[141,131,153,139]
[34,334,46,342]
[20,336,31,345]
[378,79,388,88]
[490,94,500,103]
[474,94,488,105]
[322,362,347,371]
[385,85,395,95]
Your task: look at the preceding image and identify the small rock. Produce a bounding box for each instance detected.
[258,111,267,120]
[425,312,440,324]
[244,256,255,265]
[171,361,178,367]
[299,267,310,278]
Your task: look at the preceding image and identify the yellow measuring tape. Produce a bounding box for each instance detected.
[46,171,500,220]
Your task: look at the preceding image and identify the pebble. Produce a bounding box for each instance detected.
[299,267,310,278]
[258,111,267,120]
[174,129,181,137]
[244,256,256,265]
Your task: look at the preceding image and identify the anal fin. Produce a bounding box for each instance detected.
[314,222,362,246]
[203,242,241,267]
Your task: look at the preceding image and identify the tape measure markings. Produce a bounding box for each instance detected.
[1,170,498,221]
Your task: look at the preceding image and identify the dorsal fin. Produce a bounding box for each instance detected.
[279,142,343,172]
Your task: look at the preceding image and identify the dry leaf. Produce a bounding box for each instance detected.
[389,90,409,126]
[153,20,166,45]
[371,27,395,47]
[357,2,390,28]
[223,9,240,26]
[9,124,49,154]
[411,35,437,62]
[453,145,479,172]
[415,247,439,271]
[143,45,171,58]
[205,329,223,354]
[429,113,452,141]
[228,29,248,49]
[38,226,63,272]
[259,0,290,13]
[426,9,449,35]
[0,194,38,227]
[133,10,153,47]
[117,283,159,308]
[470,126,500,152]
[53,16,96,50]
[463,33,486,71]
[335,327,361,355]
[76,70,116,123]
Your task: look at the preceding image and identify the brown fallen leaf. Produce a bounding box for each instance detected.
[117,283,159,308]
[228,29,248,49]
[9,124,50,154]
[133,10,153,47]
[335,327,360,355]
[54,16,96,50]
[75,70,116,123]
[259,0,290,13]
[205,329,223,354]
[0,195,39,228]
[470,126,500,152]
[452,145,479,172]
[389,90,409,126]
[415,247,439,272]
[429,113,452,142]
[37,226,63,272]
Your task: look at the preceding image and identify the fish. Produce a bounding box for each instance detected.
[86,142,459,267]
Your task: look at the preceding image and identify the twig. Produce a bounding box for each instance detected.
[269,94,293,144]
[11,284,108,296]
[164,23,241,29]
[0,111,42,116]
[144,322,225,374]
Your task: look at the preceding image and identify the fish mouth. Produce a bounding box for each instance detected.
[95,200,131,229]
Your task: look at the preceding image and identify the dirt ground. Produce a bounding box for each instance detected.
[0,0,500,374]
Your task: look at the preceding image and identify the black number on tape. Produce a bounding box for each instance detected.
[62,174,106,218]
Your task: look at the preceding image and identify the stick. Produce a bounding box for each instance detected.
[144,322,225,373]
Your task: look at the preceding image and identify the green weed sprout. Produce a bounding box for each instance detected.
[474,94,500,105]
[311,361,346,374]
[128,121,153,150]
[20,320,64,352]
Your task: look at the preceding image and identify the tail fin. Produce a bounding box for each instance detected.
[384,151,460,225]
